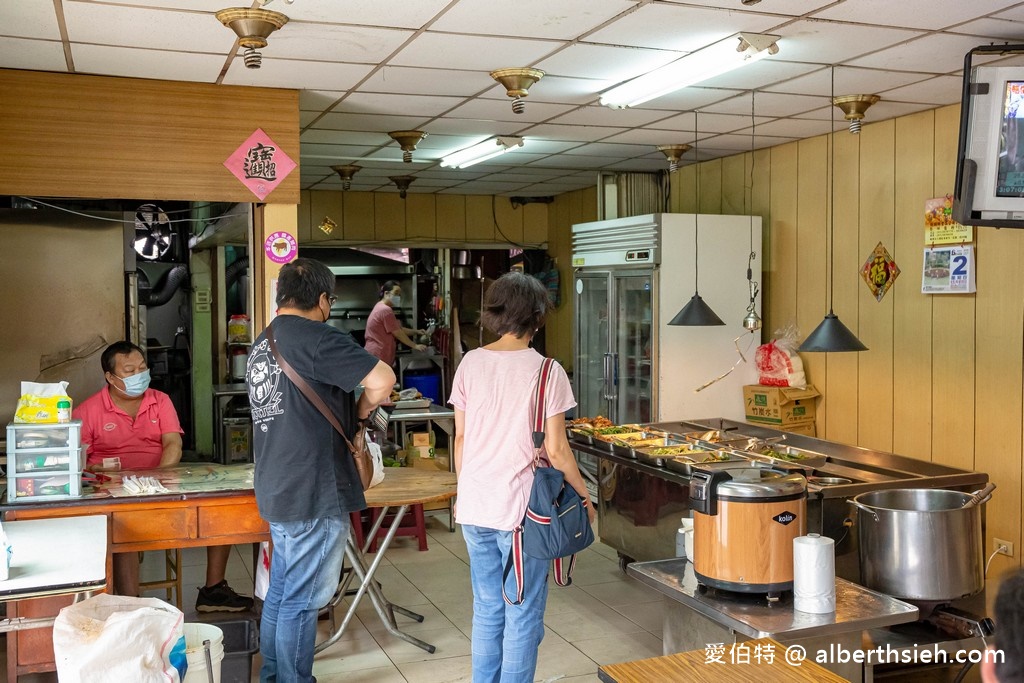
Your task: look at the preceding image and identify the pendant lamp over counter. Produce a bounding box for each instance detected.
[799,66,868,353]
[669,110,725,327]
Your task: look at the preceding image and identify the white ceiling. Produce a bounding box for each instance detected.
[3,0,1024,197]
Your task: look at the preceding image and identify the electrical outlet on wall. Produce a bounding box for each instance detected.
[995,538,1014,557]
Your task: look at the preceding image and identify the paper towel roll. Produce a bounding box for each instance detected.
[793,533,835,614]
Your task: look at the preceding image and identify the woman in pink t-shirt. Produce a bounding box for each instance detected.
[450,272,594,683]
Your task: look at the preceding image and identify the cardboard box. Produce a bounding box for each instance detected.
[743,385,819,427]
[407,445,435,460]
[778,421,816,437]
[409,432,433,448]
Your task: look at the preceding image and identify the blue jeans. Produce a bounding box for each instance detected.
[463,524,549,683]
[260,515,349,683]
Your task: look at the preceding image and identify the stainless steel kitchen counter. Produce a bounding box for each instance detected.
[628,558,919,640]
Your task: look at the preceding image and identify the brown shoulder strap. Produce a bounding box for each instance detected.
[266,321,358,453]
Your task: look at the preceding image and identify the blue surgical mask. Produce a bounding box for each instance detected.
[390,295,402,308]
[116,369,151,397]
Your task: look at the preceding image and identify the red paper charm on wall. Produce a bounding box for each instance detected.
[224,128,296,201]
[861,242,900,302]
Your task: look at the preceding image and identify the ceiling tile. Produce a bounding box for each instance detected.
[64,2,229,53]
[222,57,374,91]
[310,111,429,132]
[0,38,68,72]
[696,59,820,91]
[951,18,1024,40]
[655,0,836,17]
[704,92,827,117]
[480,76,602,105]
[763,66,932,97]
[880,75,964,105]
[637,112,775,135]
[516,139,585,154]
[66,1,231,10]
[773,20,925,64]
[847,32,1010,74]
[629,87,741,112]
[600,128,702,145]
[71,44,224,82]
[301,130,393,146]
[605,158,675,172]
[281,0,451,29]
[419,117,516,136]
[300,90,345,111]
[995,6,1024,22]
[561,142,653,158]
[300,111,319,127]
[262,24,413,63]
[390,33,557,70]
[549,105,676,128]
[811,0,1013,31]
[697,133,798,151]
[300,143,381,159]
[520,123,628,142]
[360,66,493,97]
[525,155,619,169]
[535,44,682,83]
[444,98,577,125]
[586,4,783,51]
[333,92,466,117]
[3,2,61,39]
[430,0,630,40]
[739,118,837,138]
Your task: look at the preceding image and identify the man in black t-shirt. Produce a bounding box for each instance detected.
[246,258,394,683]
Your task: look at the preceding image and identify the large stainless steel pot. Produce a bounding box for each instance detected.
[850,488,984,602]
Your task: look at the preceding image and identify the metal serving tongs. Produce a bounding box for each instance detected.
[961,482,997,509]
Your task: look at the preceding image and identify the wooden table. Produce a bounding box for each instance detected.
[599,638,850,682]
[1,463,268,680]
[317,467,457,655]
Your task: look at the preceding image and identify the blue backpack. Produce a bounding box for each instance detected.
[503,358,595,605]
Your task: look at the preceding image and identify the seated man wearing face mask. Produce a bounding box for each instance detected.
[75,341,253,612]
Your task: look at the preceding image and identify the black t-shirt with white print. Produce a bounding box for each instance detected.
[247,314,380,522]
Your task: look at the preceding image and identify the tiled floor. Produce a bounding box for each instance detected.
[2,516,665,682]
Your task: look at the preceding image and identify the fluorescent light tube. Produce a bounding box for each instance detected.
[441,136,525,169]
[600,32,780,109]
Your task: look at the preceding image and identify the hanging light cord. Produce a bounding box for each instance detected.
[747,90,758,318]
[694,110,701,295]
[828,66,836,314]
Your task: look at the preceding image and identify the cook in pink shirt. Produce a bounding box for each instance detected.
[364,280,426,365]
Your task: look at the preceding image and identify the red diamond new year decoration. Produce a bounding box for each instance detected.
[224,128,296,201]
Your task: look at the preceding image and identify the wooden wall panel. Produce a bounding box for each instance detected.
[824,131,862,445]
[296,190,312,243]
[767,143,799,338]
[0,69,299,203]
[721,154,747,215]
[405,195,437,241]
[494,197,524,244]
[523,204,549,245]
[466,196,495,241]
[436,195,467,242]
[308,191,343,244]
[931,106,976,469]
[974,228,1024,578]
[342,192,375,243]
[674,166,697,214]
[856,119,896,452]
[698,159,723,214]
[374,194,406,241]
[795,136,828,415]
[892,111,935,461]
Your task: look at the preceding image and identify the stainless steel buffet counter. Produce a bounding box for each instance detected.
[575,417,989,581]
[628,558,919,681]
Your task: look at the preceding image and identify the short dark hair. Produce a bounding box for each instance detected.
[101,341,145,374]
[995,568,1024,680]
[481,272,551,339]
[380,280,400,299]
[276,258,336,310]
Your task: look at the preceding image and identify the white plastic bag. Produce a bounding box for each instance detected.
[255,540,271,601]
[754,322,807,387]
[368,440,386,488]
[53,594,187,683]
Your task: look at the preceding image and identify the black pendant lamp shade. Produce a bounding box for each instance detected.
[799,66,867,353]
[670,293,725,326]
[799,311,868,352]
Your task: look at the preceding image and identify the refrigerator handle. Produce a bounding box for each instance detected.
[602,353,615,401]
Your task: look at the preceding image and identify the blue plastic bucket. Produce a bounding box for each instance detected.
[403,372,441,403]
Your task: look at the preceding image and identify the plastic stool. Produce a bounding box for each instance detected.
[367,504,429,552]
[139,548,183,609]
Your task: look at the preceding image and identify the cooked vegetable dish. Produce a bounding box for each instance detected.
[761,447,807,461]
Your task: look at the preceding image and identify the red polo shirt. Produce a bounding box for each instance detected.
[74,386,183,470]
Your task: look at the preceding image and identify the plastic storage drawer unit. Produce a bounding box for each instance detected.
[6,421,85,503]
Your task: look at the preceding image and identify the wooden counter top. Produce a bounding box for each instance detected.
[599,638,849,682]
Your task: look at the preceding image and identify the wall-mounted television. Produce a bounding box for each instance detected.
[954,45,1024,228]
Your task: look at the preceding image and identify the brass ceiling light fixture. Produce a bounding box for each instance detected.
[490,68,545,114]
[832,94,881,134]
[215,7,289,69]
[657,144,691,173]
[389,175,415,199]
[388,130,427,163]
[669,111,725,327]
[330,164,361,190]
[799,67,868,353]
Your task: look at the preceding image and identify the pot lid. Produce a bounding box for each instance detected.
[717,470,806,498]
